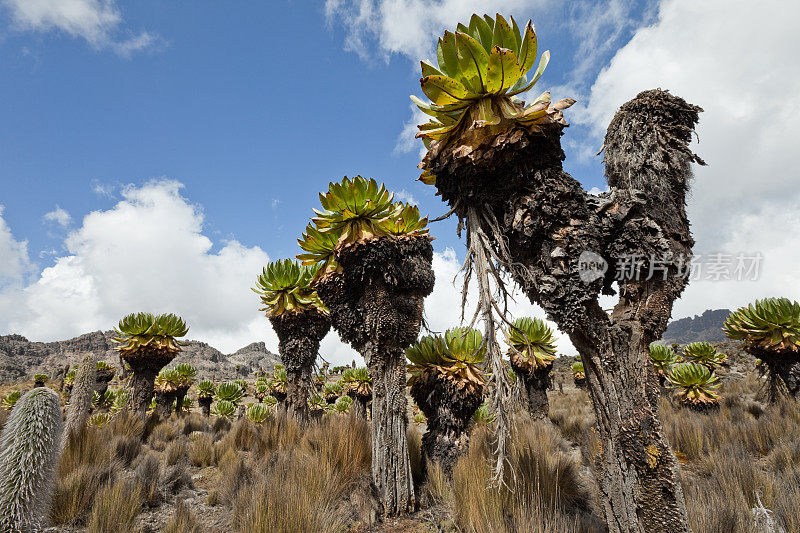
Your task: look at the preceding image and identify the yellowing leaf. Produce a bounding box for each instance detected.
[485,46,519,93]
[420,75,471,105]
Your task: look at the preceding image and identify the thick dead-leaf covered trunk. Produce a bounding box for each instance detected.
[425,89,703,533]
[123,352,176,417]
[410,370,483,477]
[270,312,331,425]
[514,366,551,420]
[316,236,434,516]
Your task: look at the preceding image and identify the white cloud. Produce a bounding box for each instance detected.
[393,189,417,205]
[425,248,577,355]
[325,0,551,62]
[579,0,800,318]
[42,206,72,227]
[0,180,273,353]
[1,0,158,55]
[91,181,116,198]
[0,206,34,287]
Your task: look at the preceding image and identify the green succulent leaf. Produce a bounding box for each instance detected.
[505,317,557,372]
[682,342,726,369]
[406,328,486,390]
[212,400,236,419]
[253,258,327,317]
[411,13,575,166]
[649,344,682,375]
[724,298,800,354]
[667,362,721,407]
[215,382,244,405]
[113,312,189,360]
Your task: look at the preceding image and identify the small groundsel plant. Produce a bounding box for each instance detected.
[667,362,721,410]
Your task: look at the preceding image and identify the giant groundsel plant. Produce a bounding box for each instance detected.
[412,13,574,183]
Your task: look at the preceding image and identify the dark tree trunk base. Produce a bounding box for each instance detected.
[367,347,415,516]
[269,311,331,426]
[199,397,212,417]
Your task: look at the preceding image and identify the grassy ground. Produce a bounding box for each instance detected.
[1,365,798,532]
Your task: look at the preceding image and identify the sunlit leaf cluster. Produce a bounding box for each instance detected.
[682,342,726,369]
[113,312,189,359]
[297,176,430,280]
[724,298,800,353]
[406,327,486,391]
[253,259,328,317]
[341,367,373,398]
[505,317,557,372]
[667,362,721,407]
[649,344,683,376]
[412,13,575,183]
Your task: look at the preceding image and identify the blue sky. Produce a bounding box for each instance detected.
[0,1,649,261]
[1,0,798,362]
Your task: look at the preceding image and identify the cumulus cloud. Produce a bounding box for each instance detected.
[42,206,72,227]
[0,206,34,287]
[578,0,800,317]
[0,180,274,353]
[424,248,576,355]
[1,0,158,55]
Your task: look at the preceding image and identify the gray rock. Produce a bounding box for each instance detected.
[0,331,280,384]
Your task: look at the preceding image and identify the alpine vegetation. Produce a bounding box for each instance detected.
[0,388,64,532]
[414,10,705,530]
[505,317,558,419]
[298,175,435,516]
[113,312,189,417]
[253,259,331,425]
[724,297,800,401]
[406,327,486,477]
[63,353,97,442]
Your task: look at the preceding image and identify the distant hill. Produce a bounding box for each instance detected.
[660,309,732,345]
[0,331,280,384]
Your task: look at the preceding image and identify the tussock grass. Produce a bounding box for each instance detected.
[165,437,189,465]
[149,420,179,451]
[163,499,201,533]
[86,479,143,533]
[427,419,601,533]
[189,432,215,467]
[134,452,162,507]
[660,378,800,532]
[112,434,141,466]
[231,414,373,532]
[51,426,119,525]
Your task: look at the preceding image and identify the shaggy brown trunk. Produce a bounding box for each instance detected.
[410,370,483,478]
[94,369,115,399]
[424,90,702,532]
[199,396,212,417]
[128,367,159,416]
[349,394,369,419]
[316,237,434,517]
[366,344,414,513]
[154,389,177,419]
[514,366,551,420]
[269,312,331,426]
[758,353,800,403]
[174,386,190,417]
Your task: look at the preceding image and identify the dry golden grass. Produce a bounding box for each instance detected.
[86,479,143,533]
[163,499,201,533]
[0,364,795,532]
[425,419,601,533]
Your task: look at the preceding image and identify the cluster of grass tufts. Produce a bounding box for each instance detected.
[424,417,601,532]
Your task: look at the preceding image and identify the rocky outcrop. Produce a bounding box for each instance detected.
[0,331,279,384]
[660,309,732,345]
